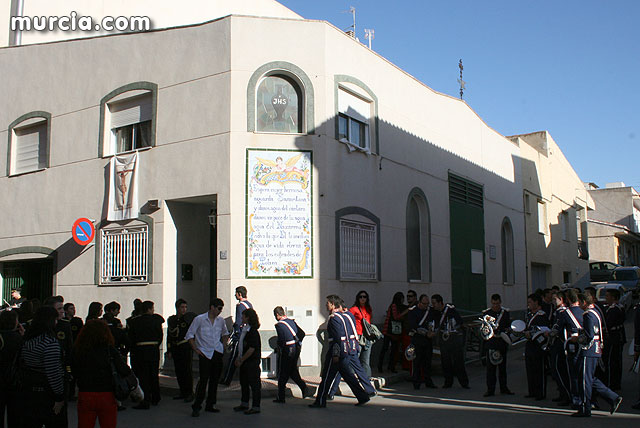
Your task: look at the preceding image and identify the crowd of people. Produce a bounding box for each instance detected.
[0,284,638,426]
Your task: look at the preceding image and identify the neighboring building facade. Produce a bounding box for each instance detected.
[1,10,529,367]
[509,131,594,291]
[586,182,640,266]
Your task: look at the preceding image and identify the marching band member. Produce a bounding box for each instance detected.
[524,294,549,400]
[603,289,625,391]
[309,295,369,408]
[482,294,513,397]
[409,294,438,390]
[431,294,469,389]
[571,294,622,417]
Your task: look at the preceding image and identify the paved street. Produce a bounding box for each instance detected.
[67,340,640,427]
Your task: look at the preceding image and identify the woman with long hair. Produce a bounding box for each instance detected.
[233,308,261,415]
[86,302,103,322]
[350,290,373,377]
[72,320,134,428]
[20,306,66,428]
[378,292,408,373]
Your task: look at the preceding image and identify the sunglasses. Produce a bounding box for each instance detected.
[358,295,368,299]
[216,306,223,310]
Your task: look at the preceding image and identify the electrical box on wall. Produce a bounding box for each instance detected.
[285,306,318,367]
[181,264,193,281]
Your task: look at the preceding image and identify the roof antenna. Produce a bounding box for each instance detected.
[458,59,466,100]
[342,6,356,38]
[364,28,374,49]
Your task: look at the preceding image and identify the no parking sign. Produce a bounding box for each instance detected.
[72,218,95,246]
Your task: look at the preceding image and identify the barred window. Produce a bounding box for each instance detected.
[339,219,377,280]
[100,225,148,284]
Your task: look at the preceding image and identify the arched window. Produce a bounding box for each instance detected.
[99,81,158,157]
[247,61,315,134]
[501,217,515,285]
[256,74,302,133]
[406,188,431,282]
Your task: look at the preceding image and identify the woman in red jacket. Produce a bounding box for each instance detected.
[350,291,373,378]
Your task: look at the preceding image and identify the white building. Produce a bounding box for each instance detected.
[1,1,530,368]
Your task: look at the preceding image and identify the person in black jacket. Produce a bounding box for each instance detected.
[233,308,261,415]
[166,299,195,402]
[72,319,134,428]
[0,309,24,428]
[127,300,164,409]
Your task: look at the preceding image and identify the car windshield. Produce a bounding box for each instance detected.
[612,270,637,280]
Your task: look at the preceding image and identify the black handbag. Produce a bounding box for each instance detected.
[109,348,136,401]
[362,318,383,341]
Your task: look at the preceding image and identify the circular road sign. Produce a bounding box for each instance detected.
[72,218,95,246]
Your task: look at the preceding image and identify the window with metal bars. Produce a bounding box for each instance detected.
[339,219,377,280]
[100,225,148,284]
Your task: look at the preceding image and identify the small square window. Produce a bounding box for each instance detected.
[9,119,48,175]
[337,88,371,151]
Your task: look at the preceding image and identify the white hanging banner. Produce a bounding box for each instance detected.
[107,152,139,221]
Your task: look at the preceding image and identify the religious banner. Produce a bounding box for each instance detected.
[246,149,312,278]
[107,152,139,221]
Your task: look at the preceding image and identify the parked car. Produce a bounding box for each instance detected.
[608,266,640,289]
[595,283,634,312]
[590,261,620,282]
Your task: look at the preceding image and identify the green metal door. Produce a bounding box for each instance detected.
[1,259,54,302]
[449,173,486,312]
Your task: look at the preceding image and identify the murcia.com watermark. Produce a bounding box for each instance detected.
[11,11,151,32]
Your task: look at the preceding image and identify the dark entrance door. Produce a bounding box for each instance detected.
[2,259,54,302]
[449,173,486,312]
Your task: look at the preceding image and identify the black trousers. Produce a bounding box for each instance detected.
[193,351,223,410]
[440,334,468,387]
[412,340,434,386]
[222,339,239,384]
[240,362,261,408]
[131,351,160,405]
[0,388,19,428]
[486,346,508,392]
[277,346,308,400]
[172,343,194,397]
[603,342,623,390]
[20,390,67,428]
[525,351,546,399]
[549,346,570,400]
[378,335,400,371]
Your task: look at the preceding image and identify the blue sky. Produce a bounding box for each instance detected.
[278,0,640,188]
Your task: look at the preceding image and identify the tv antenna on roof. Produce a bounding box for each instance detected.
[342,6,356,38]
[457,59,466,100]
[364,28,374,49]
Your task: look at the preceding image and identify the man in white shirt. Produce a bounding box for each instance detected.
[186,298,230,417]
